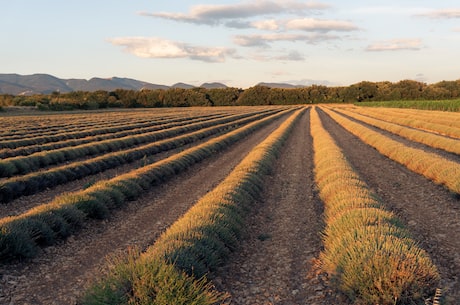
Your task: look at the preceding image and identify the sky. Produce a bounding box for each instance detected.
[2,0,460,88]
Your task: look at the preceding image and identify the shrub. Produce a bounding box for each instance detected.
[81,248,227,305]
[0,220,38,260]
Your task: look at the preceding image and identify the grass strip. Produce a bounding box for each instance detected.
[311,107,439,304]
[322,107,460,195]
[0,109,281,203]
[333,107,460,155]
[81,107,305,305]
[0,107,295,261]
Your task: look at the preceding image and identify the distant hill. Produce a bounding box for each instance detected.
[0,74,174,95]
[0,74,72,95]
[200,82,227,89]
[0,73,309,95]
[171,82,195,89]
[256,82,304,89]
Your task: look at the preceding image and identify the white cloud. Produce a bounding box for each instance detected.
[109,37,237,62]
[285,18,359,32]
[416,8,460,19]
[140,0,329,26]
[366,39,423,52]
[251,19,280,30]
[234,33,339,47]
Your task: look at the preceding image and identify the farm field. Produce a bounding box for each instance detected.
[0,105,459,304]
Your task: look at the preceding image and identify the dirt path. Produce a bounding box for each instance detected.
[214,109,349,304]
[318,109,460,304]
[0,113,290,305]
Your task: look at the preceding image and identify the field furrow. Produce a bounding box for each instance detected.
[317,107,460,303]
[214,108,345,304]
[0,105,458,304]
[348,106,460,138]
[331,107,460,155]
[312,107,439,304]
[355,106,460,128]
[0,108,293,261]
[0,109,284,206]
[0,109,281,177]
[0,107,295,305]
[322,107,460,195]
[0,113,229,158]
[0,108,253,148]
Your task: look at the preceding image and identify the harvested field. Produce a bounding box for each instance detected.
[0,105,459,304]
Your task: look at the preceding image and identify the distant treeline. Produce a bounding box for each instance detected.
[1,79,460,110]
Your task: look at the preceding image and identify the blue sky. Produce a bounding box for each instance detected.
[2,0,460,88]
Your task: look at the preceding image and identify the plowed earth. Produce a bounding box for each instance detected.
[1,107,459,305]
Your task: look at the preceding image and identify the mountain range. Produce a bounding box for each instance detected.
[0,74,230,95]
[0,74,311,95]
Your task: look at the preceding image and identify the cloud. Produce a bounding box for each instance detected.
[416,8,460,19]
[285,18,359,32]
[247,50,306,61]
[233,33,339,47]
[274,50,306,61]
[225,16,358,33]
[224,20,252,29]
[251,19,280,30]
[109,37,237,62]
[366,39,423,52]
[140,0,329,26]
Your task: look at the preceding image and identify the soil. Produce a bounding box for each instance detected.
[1,106,459,305]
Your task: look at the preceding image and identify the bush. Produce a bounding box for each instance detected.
[81,248,227,305]
[0,221,38,260]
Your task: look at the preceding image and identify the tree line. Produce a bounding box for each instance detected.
[1,79,459,110]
